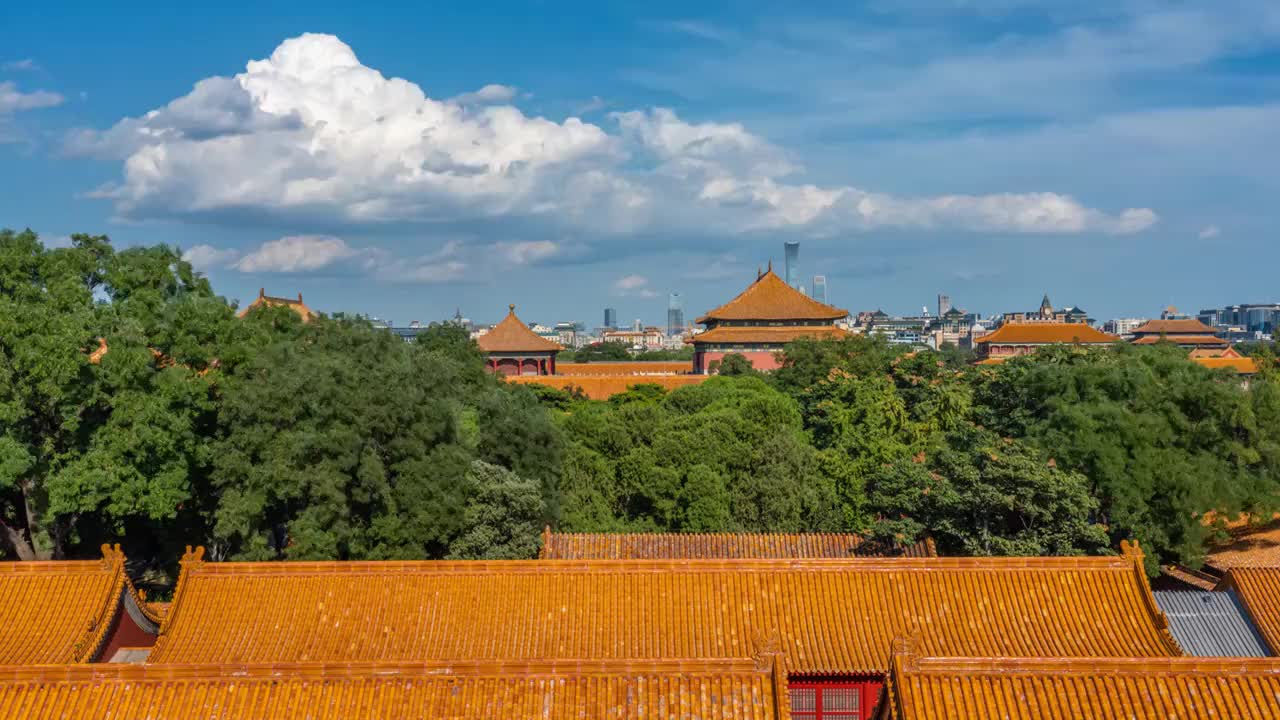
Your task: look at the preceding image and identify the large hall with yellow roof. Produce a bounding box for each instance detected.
[4,530,1280,718]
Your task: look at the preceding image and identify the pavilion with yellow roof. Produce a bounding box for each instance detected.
[690,265,849,373]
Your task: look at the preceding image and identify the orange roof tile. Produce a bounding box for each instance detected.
[0,657,786,720]
[697,270,848,323]
[539,530,936,559]
[689,325,849,345]
[556,361,693,376]
[1131,318,1218,336]
[476,305,562,353]
[150,545,1179,669]
[1204,520,1280,572]
[974,322,1119,345]
[237,288,317,322]
[877,647,1280,720]
[0,545,154,664]
[507,374,708,399]
[1132,334,1227,346]
[1221,568,1280,654]
[1193,356,1259,373]
[1189,345,1242,359]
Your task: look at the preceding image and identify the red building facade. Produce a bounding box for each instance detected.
[690,267,849,373]
[477,304,561,376]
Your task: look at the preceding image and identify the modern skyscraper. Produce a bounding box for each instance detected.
[667,293,684,335]
[938,294,952,317]
[812,275,828,304]
[604,307,617,329]
[784,241,800,289]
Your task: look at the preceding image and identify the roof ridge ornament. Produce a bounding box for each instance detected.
[751,628,782,671]
[180,545,206,566]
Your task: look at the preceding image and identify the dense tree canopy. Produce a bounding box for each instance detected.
[3,228,1278,578]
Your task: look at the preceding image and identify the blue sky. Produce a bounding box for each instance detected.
[2,0,1278,326]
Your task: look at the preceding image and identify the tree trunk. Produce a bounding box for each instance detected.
[18,480,55,560]
[0,518,38,561]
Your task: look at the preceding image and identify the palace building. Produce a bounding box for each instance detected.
[135,543,1180,719]
[690,266,849,373]
[974,322,1119,363]
[237,288,317,322]
[1129,317,1229,351]
[476,304,562,376]
[0,545,160,664]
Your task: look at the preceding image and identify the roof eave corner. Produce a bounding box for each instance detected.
[1121,539,1185,656]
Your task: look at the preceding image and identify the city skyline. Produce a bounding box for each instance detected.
[3,2,1278,324]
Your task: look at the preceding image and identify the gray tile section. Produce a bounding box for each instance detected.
[1155,589,1272,657]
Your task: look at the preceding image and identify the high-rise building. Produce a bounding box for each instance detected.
[812,276,827,304]
[604,307,617,329]
[632,318,643,332]
[667,293,684,336]
[937,294,951,318]
[784,241,800,289]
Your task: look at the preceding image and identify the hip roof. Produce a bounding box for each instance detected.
[879,648,1280,720]
[697,271,847,323]
[0,545,156,664]
[0,657,785,720]
[150,545,1180,670]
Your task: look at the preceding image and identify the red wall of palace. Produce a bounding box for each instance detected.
[96,602,158,662]
[694,350,783,373]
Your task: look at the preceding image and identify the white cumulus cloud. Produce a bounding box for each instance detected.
[496,240,560,265]
[2,59,39,71]
[234,235,360,272]
[72,33,1158,244]
[182,244,242,270]
[183,235,473,284]
[1198,225,1222,240]
[614,274,659,298]
[0,81,62,114]
[451,83,518,104]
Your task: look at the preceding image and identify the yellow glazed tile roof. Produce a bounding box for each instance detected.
[1132,334,1227,346]
[877,643,1280,719]
[689,324,850,345]
[0,545,146,664]
[1220,568,1280,654]
[507,374,708,399]
[556,361,694,376]
[697,270,848,323]
[975,322,1119,345]
[1130,318,1218,336]
[150,544,1180,669]
[477,305,562,353]
[539,530,937,559]
[0,657,787,720]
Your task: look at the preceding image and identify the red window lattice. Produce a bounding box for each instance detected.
[789,677,883,720]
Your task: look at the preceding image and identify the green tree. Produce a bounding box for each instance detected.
[554,376,842,533]
[972,344,1277,568]
[0,229,219,560]
[447,460,547,559]
[866,426,1109,556]
[708,352,756,376]
[210,317,474,560]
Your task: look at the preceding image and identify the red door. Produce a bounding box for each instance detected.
[789,676,883,720]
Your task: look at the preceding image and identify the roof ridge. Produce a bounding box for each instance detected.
[0,657,772,683]
[906,655,1280,675]
[170,552,1136,574]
